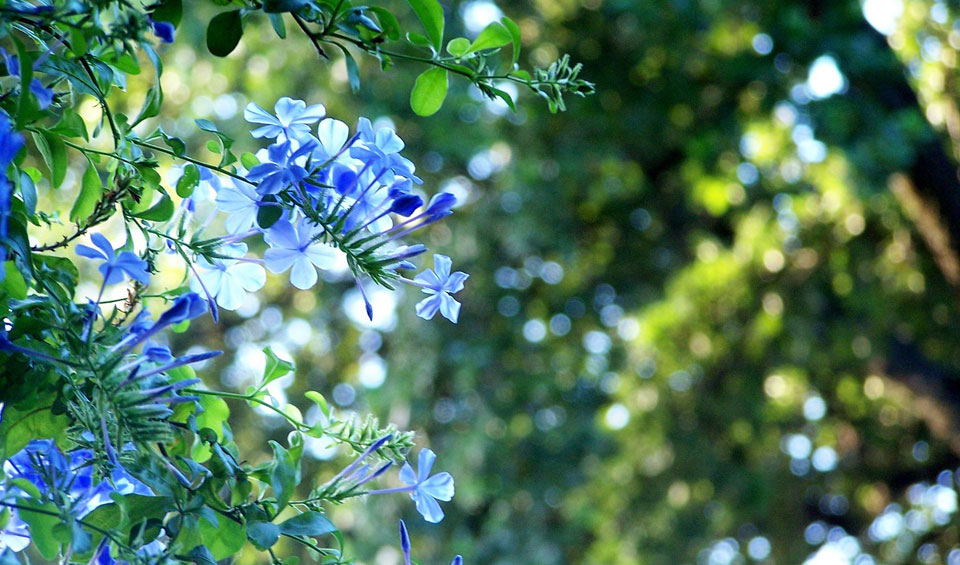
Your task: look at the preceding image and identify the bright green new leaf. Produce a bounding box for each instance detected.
[467,21,512,54]
[406,0,444,50]
[262,346,294,388]
[177,164,200,198]
[196,395,230,441]
[446,37,470,57]
[410,67,448,116]
[502,16,522,64]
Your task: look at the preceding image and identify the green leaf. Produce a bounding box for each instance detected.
[467,21,512,54]
[185,545,217,565]
[0,403,69,458]
[257,195,282,229]
[240,152,260,169]
[50,109,88,140]
[344,49,360,93]
[207,10,244,57]
[262,346,294,388]
[3,262,27,300]
[14,39,38,127]
[263,0,309,12]
[446,37,470,57]
[502,16,521,65]
[150,0,183,26]
[70,161,101,223]
[269,440,301,508]
[132,191,174,222]
[304,391,329,418]
[278,511,336,537]
[196,395,230,441]
[410,67,448,116]
[406,0,444,50]
[268,13,287,38]
[368,7,400,40]
[16,500,61,560]
[133,85,163,126]
[18,172,36,217]
[176,163,200,198]
[247,521,280,550]
[31,131,67,188]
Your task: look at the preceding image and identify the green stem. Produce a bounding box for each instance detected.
[130,139,254,186]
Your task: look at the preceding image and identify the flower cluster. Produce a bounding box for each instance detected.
[172,97,468,322]
[0,440,154,556]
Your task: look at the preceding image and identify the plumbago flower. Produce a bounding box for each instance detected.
[244,97,326,141]
[180,99,470,323]
[410,255,469,323]
[76,234,150,286]
[263,218,341,290]
[0,440,153,554]
[189,243,266,310]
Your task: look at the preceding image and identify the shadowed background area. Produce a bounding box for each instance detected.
[139,0,960,562]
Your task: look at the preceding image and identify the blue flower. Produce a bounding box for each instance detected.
[247,141,314,195]
[0,114,24,264]
[156,292,208,327]
[215,176,262,235]
[263,219,340,290]
[189,243,266,310]
[0,114,24,166]
[412,255,468,323]
[351,118,419,183]
[398,448,454,523]
[244,97,325,141]
[1,441,152,554]
[75,234,150,285]
[0,49,52,110]
[151,19,176,43]
[314,117,353,162]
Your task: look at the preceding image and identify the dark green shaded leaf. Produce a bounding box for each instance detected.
[207,10,243,57]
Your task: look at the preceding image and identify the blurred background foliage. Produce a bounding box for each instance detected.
[43,0,960,562]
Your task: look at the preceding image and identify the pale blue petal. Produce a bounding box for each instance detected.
[438,293,461,323]
[228,262,266,291]
[264,248,300,274]
[289,256,318,289]
[443,271,469,294]
[265,221,300,250]
[399,462,417,486]
[415,294,442,320]
[417,449,436,482]
[414,269,442,290]
[244,102,280,126]
[419,471,454,501]
[413,491,444,523]
[433,254,452,279]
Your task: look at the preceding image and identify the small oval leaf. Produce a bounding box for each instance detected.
[410,67,448,117]
[207,10,243,57]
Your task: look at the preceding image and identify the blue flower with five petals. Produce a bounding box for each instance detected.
[399,448,455,523]
[76,234,149,285]
[412,255,468,323]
